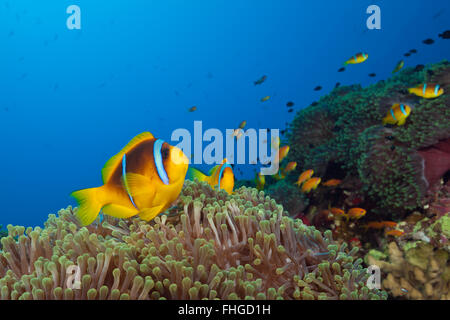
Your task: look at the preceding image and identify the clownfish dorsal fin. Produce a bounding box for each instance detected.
[102,132,154,183]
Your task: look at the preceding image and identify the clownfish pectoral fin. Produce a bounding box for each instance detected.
[397,118,406,126]
[187,167,209,182]
[71,186,106,226]
[101,204,139,219]
[123,173,156,208]
[101,132,154,184]
[138,205,165,221]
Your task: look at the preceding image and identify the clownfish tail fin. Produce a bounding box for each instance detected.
[186,167,209,182]
[71,186,106,226]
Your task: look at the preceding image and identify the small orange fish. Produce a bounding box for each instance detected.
[322,179,342,187]
[366,221,385,229]
[261,96,270,102]
[385,229,404,237]
[188,106,197,112]
[283,161,297,174]
[295,169,314,186]
[381,221,397,228]
[278,145,290,163]
[301,177,321,193]
[347,208,366,220]
[329,207,346,217]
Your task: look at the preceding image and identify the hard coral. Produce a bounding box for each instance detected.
[0,181,386,300]
[366,213,450,299]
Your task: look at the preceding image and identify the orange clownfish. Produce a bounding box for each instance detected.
[344,52,368,65]
[301,177,321,193]
[382,103,412,126]
[322,179,342,187]
[71,132,189,226]
[295,169,314,186]
[187,159,234,194]
[408,83,444,99]
[347,208,367,220]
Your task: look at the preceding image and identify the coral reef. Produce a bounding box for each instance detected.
[287,61,450,214]
[0,181,386,300]
[366,213,449,299]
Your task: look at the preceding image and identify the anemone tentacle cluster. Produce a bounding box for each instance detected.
[0,181,386,300]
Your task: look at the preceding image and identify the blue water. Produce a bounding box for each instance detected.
[1,0,449,227]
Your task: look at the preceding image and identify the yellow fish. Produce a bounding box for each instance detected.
[344,52,368,65]
[392,60,404,74]
[301,177,321,193]
[295,169,314,186]
[408,83,444,99]
[283,161,297,174]
[261,96,270,102]
[278,145,290,163]
[238,120,247,129]
[255,172,265,191]
[187,159,234,194]
[71,132,189,226]
[382,103,412,126]
[347,208,366,220]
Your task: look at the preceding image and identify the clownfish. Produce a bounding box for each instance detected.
[295,169,314,186]
[187,159,234,194]
[382,103,412,126]
[71,132,189,226]
[408,83,444,99]
[301,177,321,193]
[344,52,368,65]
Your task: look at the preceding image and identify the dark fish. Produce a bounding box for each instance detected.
[368,73,376,77]
[288,109,294,113]
[254,75,267,85]
[439,30,450,39]
[390,145,396,151]
[286,101,294,107]
[404,53,411,57]
[311,101,318,106]
[174,90,180,96]
[414,64,425,72]
[335,82,341,88]
[314,86,322,91]
[281,129,286,135]
[338,67,346,72]
[427,70,434,76]
[206,72,214,79]
[409,49,417,54]
[422,38,435,45]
